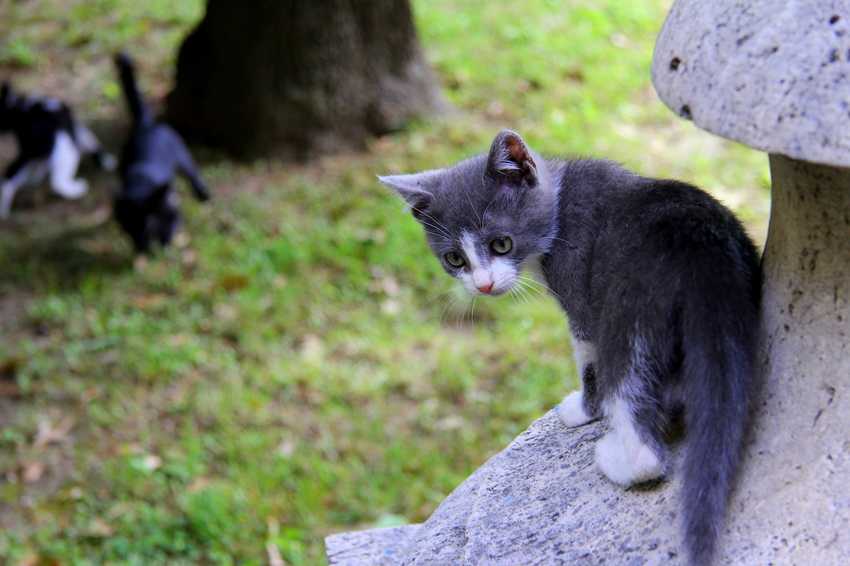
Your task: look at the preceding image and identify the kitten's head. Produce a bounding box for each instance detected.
[380,131,557,297]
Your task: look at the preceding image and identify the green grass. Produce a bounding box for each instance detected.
[0,1,770,565]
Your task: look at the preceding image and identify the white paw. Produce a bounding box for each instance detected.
[101,153,118,171]
[557,390,595,428]
[1,182,17,219]
[595,429,664,487]
[55,179,88,199]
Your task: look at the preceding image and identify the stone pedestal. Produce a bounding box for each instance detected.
[326,525,422,566]
[328,411,693,565]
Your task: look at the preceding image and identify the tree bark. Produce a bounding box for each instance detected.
[165,0,443,160]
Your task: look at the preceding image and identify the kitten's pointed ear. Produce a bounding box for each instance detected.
[485,130,538,188]
[379,170,442,220]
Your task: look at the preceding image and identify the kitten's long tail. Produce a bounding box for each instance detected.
[681,270,759,566]
[115,53,153,126]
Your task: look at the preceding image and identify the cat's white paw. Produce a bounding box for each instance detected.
[557,390,595,428]
[101,153,118,171]
[54,178,88,199]
[595,428,664,487]
[0,183,15,220]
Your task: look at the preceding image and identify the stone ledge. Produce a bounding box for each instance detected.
[330,390,850,564]
[327,410,690,566]
[397,410,685,565]
[326,524,423,566]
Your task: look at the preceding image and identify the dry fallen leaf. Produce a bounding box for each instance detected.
[266,517,287,566]
[299,334,324,362]
[87,518,115,537]
[22,461,45,484]
[0,357,20,380]
[266,540,286,566]
[33,415,76,448]
[188,477,213,492]
[277,438,297,459]
[133,254,149,273]
[112,442,144,455]
[142,455,162,471]
[133,293,167,310]
[11,552,40,566]
[0,382,21,397]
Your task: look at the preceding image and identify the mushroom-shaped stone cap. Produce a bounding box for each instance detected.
[652,0,850,168]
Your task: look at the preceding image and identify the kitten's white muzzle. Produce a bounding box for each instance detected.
[458,234,517,297]
[463,258,516,297]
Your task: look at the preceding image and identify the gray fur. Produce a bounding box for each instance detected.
[380,131,760,566]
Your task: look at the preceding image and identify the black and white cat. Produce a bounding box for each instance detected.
[0,81,115,219]
[380,131,760,566]
[113,53,210,253]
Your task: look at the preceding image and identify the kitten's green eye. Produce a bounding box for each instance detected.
[491,237,513,255]
[445,251,465,267]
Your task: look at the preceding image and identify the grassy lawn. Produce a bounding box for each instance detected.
[0,1,770,565]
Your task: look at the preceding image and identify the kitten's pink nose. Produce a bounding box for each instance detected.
[477,282,494,293]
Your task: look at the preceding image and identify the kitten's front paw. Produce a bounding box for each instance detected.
[595,430,664,487]
[557,390,595,428]
[101,153,118,171]
[54,179,88,199]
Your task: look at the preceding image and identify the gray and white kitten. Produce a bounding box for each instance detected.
[380,131,760,566]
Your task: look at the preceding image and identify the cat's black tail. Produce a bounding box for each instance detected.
[115,53,153,126]
[680,252,759,566]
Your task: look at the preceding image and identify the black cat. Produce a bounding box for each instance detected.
[113,53,210,252]
[0,82,115,219]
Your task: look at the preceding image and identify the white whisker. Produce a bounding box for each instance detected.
[514,280,540,308]
[465,192,483,226]
[456,294,474,330]
[439,286,468,324]
[549,235,575,247]
[418,219,453,240]
[425,285,463,308]
[517,274,563,305]
[409,208,453,239]
[509,285,534,309]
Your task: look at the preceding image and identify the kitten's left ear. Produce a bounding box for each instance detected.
[485,130,538,188]
[379,170,443,219]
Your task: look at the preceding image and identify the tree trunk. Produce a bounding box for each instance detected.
[165,0,443,160]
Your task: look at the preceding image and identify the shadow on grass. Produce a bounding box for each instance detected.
[0,206,133,292]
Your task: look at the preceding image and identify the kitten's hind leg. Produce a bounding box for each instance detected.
[172,135,210,201]
[49,131,87,199]
[558,338,601,427]
[74,124,117,170]
[156,190,182,247]
[1,158,48,219]
[595,394,666,487]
